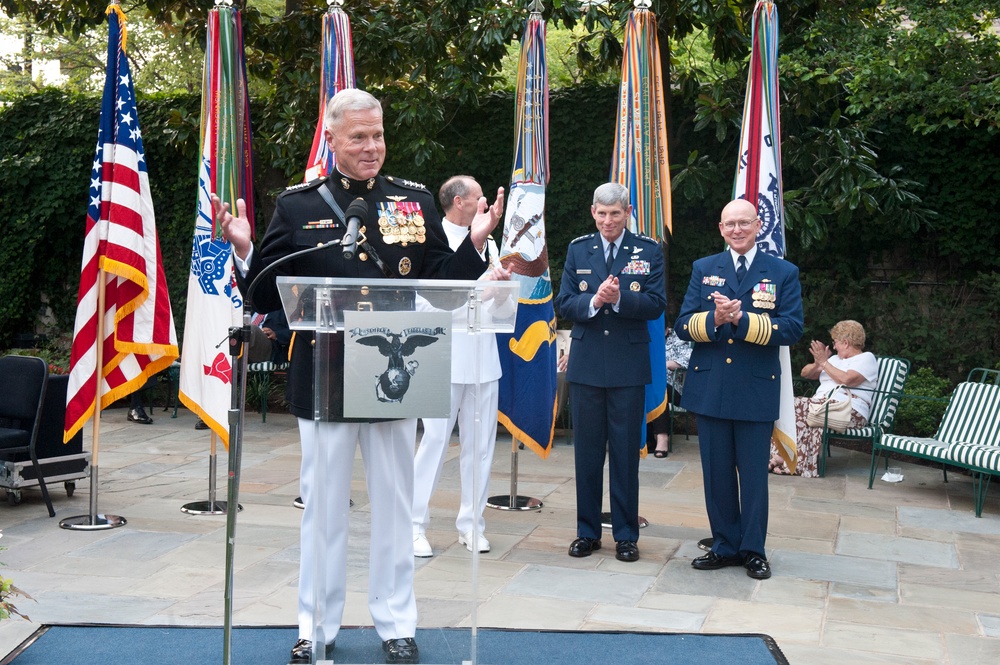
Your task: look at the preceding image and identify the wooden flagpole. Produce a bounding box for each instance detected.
[60,269,126,530]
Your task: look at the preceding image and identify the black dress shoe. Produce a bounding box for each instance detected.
[615,540,639,562]
[194,419,209,430]
[383,637,419,664]
[568,537,601,558]
[691,551,743,570]
[289,638,311,664]
[127,407,153,424]
[289,637,335,664]
[744,553,772,579]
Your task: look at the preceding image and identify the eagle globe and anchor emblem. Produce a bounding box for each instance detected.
[354,330,443,403]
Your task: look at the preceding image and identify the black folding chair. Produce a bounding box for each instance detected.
[0,355,55,516]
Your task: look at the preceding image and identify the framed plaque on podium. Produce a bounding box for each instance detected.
[277,276,518,665]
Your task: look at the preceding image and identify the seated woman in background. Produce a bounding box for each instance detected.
[647,327,692,458]
[769,320,878,477]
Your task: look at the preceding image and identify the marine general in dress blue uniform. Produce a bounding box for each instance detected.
[555,182,666,564]
[216,89,503,665]
[674,198,803,580]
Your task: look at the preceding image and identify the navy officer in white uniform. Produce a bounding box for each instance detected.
[412,175,511,558]
[216,89,503,665]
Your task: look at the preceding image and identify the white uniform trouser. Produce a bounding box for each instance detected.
[412,380,499,537]
[297,418,417,644]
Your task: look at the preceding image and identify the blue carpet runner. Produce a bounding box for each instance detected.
[3,625,788,665]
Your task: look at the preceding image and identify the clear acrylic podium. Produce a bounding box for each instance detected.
[277,276,519,665]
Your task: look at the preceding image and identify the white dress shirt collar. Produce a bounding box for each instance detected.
[730,244,758,271]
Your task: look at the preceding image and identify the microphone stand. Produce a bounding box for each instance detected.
[222,236,353,665]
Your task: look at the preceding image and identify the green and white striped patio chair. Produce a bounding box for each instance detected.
[870,381,1000,516]
[247,360,289,422]
[818,355,910,477]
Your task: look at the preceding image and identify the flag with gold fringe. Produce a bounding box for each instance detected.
[304,2,356,181]
[178,3,255,446]
[64,4,178,442]
[733,0,796,472]
[496,7,558,459]
[611,4,671,452]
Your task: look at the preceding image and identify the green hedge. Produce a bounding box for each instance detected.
[1,85,998,387]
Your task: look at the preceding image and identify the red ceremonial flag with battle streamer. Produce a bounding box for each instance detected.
[65,4,178,442]
[304,1,356,181]
[611,3,672,452]
[178,4,255,445]
[496,7,559,458]
[733,1,796,471]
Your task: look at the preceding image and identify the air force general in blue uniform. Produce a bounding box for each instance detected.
[555,183,666,563]
[674,198,803,580]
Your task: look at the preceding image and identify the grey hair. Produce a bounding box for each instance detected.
[438,175,475,212]
[324,89,382,131]
[592,182,630,209]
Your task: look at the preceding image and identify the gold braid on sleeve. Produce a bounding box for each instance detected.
[745,312,773,346]
[688,312,711,343]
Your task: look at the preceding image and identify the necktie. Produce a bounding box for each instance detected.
[606,243,616,273]
[737,255,747,284]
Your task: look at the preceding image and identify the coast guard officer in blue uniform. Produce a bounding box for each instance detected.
[674,198,803,579]
[555,182,666,563]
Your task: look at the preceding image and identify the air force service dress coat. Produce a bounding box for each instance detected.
[555,229,666,543]
[673,249,803,559]
[555,229,666,387]
[241,172,489,421]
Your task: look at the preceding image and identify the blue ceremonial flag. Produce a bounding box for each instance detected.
[733,1,796,471]
[611,6,672,451]
[497,10,558,459]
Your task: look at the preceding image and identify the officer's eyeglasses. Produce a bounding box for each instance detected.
[721,218,759,231]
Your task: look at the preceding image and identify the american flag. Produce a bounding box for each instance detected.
[64,5,178,442]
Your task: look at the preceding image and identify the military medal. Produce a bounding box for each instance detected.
[398,257,412,276]
[630,281,640,292]
[579,280,588,292]
[752,282,777,309]
[377,201,426,245]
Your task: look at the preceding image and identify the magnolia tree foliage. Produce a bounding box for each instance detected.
[2,0,998,246]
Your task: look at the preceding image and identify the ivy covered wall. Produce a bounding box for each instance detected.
[1,85,997,382]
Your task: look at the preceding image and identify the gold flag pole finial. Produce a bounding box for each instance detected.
[214,0,233,7]
[329,0,346,9]
[633,0,652,9]
[106,2,127,52]
[528,0,545,14]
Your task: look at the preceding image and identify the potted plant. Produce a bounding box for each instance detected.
[0,532,32,622]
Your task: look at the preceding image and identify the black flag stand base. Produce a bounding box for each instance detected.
[181,447,242,515]
[181,500,240,515]
[601,512,649,530]
[487,439,542,511]
[59,465,127,531]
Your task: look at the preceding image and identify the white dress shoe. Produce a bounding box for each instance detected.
[413,533,433,558]
[458,530,490,553]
